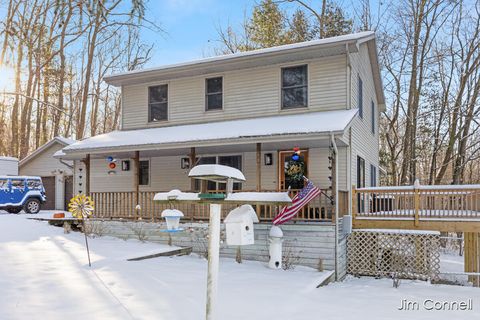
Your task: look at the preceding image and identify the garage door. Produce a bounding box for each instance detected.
[41,176,55,210]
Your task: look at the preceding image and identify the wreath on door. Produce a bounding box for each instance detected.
[285,147,305,185]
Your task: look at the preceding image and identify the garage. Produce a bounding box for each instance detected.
[18,137,76,211]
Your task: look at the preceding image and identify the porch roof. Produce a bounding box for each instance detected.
[60,109,357,157]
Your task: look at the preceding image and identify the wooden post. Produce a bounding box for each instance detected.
[351,185,357,220]
[85,154,90,195]
[134,151,140,219]
[414,188,420,227]
[190,147,196,191]
[256,143,261,191]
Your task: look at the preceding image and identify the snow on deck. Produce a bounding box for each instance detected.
[1,211,479,320]
[62,109,357,153]
[356,209,480,220]
[355,229,441,235]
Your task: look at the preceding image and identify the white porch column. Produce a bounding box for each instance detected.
[53,170,65,210]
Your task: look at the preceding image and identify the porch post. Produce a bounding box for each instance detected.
[256,143,261,191]
[134,150,140,206]
[85,154,90,195]
[190,147,196,191]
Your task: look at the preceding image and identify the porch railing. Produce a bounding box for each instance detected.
[90,189,349,223]
[353,185,480,222]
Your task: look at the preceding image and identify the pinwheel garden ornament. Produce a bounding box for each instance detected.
[68,194,95,266]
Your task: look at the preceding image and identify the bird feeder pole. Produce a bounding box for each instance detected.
[206,203,221,320]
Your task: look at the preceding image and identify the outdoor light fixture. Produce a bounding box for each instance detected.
[181,157,190,169]
[107,170,116,175]
[122,160,130,171]
[264,153,273,165]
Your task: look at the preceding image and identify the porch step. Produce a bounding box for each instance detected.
[315,270,336,288]
[127,246,193,261]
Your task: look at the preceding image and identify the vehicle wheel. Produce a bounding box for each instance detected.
[7,207,22,214]
[24,199,41,214]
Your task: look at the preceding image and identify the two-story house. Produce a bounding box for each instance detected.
[57,31,384,275]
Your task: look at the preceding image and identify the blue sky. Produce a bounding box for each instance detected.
[143,0,257,66]
[142,0,369,67]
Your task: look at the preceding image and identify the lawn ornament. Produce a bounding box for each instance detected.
[268,226,283,269]
[68,194,95,267]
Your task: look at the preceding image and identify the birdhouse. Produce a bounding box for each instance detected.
[161,209,184,231]
[224,205,259,246]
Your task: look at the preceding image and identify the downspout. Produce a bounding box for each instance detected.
[59,158,73,169]
[330,133,339,280]
[346,43,352,109]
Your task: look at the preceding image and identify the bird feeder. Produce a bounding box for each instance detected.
[161,209,184,231]
[224,204,259,246]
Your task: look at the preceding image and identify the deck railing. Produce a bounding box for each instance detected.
[353,185,480,223]
[90,188,349,223]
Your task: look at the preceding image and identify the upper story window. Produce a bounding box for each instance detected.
[371,100,375,134]
[358,76,363,118]
[148,85,168,122]
[205,77,223,111]
[281,65,308,109]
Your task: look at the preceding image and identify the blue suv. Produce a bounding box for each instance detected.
[0,176,46,214]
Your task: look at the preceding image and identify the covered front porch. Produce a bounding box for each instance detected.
[86,142,349,223]
[58,110,356,223]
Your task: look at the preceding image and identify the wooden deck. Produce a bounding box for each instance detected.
[89,189,349,223]
[352,185,480,232]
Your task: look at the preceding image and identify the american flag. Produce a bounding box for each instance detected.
[273,180,321,225]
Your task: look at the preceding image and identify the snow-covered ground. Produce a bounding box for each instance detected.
[0,211,479,320]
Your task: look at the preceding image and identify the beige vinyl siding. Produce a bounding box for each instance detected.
[90,158,135,192]
[88,148,339,193]
[349,43,380,188]
[121,55,347,130]
[308,147,347,191]
[19,143,73,177]
[242,151,277,190]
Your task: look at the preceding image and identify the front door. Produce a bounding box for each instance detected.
[278,150,308,190]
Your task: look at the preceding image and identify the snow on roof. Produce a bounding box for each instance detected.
[105,31,375,85]
[55,136,77,145]
[224,205,259,223]
[0,175,42,180]
[188,164,246,182]
[63,109,357,154]
[53,149,66,158]
[225,192,291,203]
[0,156,18,162]
[20,136,76,167]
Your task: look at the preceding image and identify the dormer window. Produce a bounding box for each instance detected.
[148,84,168,122]
[281,65,308,109]
[205,77,223,111]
